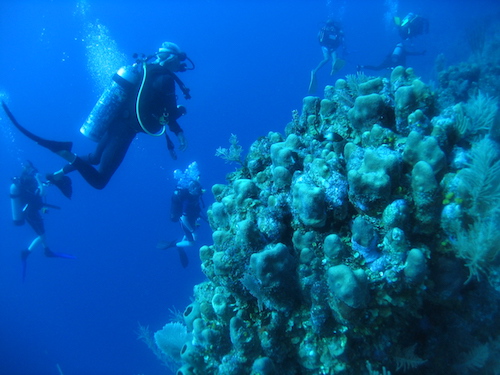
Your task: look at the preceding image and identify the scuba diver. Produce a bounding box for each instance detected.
[309,20,346,94]
[395,12,429,40]
[2,41,194,198]
[357,13,428,72]
[10,161,75,281]
[157,162,204,268]
[357,41,426,71]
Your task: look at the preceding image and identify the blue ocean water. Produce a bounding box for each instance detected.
[0,1,499,374]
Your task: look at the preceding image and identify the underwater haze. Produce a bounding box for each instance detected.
[1,0,500,374]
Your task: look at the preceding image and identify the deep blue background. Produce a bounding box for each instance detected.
[0,1,498,374]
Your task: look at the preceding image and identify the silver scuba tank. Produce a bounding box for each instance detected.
[80,65,140,142]
[10,182,25,226]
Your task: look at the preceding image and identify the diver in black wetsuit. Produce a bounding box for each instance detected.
[157,162,204,268]
[10,161,75,281]
[49,42,193,196]
[358,13,428,72]
[359,41,426,71]
[396,13,429,41]
[171,180,203,248]
[309,20,346,93]
[2,41,194,198]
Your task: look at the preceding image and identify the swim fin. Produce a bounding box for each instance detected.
[1,101,73,154]
[331,59,346,75]
[308,70,317,94]
[177,247,189,268]
[156,239,177,250]
[46,173,73,199]
[21,249,30,282]
[45,248,76,259]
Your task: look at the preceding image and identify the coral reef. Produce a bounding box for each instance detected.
[151,57,500,374]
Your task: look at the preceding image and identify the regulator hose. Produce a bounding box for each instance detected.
[136,62,166,137]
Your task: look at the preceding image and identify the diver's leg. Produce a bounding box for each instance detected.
[309,47,331,93]
[90,126,135,189]
[176,215,196,247]
[331,51,346,75]
[27,234,45,251]
[22,211,45,279]
[62,124,134,190]
[57,128,111,176]
[46,130,114,197]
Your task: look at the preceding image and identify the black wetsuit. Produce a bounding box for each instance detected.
[15,174,45,235]
[64,64,184,189]
[170,182,202,241]
[318,23,344,52]
[398,15,429,40]
[362,42,425,71]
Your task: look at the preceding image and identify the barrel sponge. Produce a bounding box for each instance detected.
[270,134,302,170]
[251,357,277,375]
[236,218,262,247]
[404,248,427,284]
[320,98,337,117]
[176,364,195,375]
[348,93,391,131]
[347,146,401,212]
[207,201,229,230]
[323,234,346,262]
[309,158,330,179]
[390,65,407,85]
[233,179,259,206]
[211,291,233,321]
[229,315,257,352]
[292,182,326,228]
[293,230,316,251]
[250,243,295,288]
[395,79,431,128]
[403,131,446,175]
[212,230,232,248]
[272,166,292,189]
[358,77,384,96]
[213,250,231,276]
[412,161,440,233]
[302,95,321,116]
[412,161,438,200]
[382,199,410,231]
[327,264,368,308]
[183,302,201,332]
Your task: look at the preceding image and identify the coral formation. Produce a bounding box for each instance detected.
[151,58,500,374]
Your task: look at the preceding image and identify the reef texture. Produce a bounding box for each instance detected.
[155,55,500,374]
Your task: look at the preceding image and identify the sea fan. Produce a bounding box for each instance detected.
[454,344,489,373]
[464,91,499,139]
[394,344,427,372]
[460,137,500,217]
[454,218,500,282]
[154,322,192,364]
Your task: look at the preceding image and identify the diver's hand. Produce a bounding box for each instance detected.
[177,132,188,151]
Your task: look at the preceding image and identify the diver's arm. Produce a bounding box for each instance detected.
[165,99,187,151]
[35,173,47,197]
